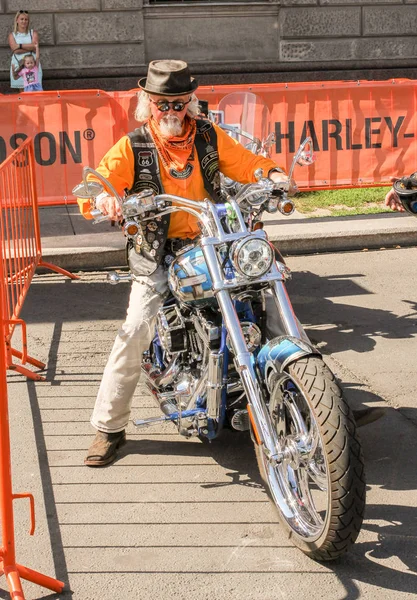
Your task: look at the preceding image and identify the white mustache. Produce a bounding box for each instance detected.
[159,115,183,138]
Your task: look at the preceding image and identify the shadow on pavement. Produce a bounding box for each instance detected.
[21,381,73,599]
[288,270,417,354]
[123,430,265,493]
[332,501,417,598]
[22,278,130,325]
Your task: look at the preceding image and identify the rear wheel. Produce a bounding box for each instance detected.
[254,356,365,560]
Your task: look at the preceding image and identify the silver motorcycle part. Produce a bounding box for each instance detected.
[141,355,181,390]
[230,409,250,431]
[197,239,283,461]
[206,351,223,420]
[156,305,188,354]
[72,180,103,199]
[184,366,209,411]
[226,322,261,354]
[230,236,274,279]
[148,388,177,417]
[191,312,221,349]
[270,280,307,340]
[175,368,197,409]
[107,271,133,285]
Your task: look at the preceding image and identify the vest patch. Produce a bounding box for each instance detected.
[169,163,194,180]
[138,169,153,181]
[201,151,218,170]
[138,151,154,167]
[197,122,212,134]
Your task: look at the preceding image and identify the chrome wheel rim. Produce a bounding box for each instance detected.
[262,375,330,541]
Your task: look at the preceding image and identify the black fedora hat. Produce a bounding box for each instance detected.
[138,60,198,96]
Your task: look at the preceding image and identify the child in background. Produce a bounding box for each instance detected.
[12,43,43,92]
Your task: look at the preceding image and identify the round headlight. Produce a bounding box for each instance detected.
[231,236,274,279]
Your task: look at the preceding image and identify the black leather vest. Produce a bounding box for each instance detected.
[127,119,221,275]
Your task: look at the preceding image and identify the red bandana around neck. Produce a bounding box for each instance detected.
[148,116,197,172]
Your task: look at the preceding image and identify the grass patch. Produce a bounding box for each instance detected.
[296,186,391,217]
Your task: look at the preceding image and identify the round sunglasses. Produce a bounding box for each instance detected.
[151,98,191,112]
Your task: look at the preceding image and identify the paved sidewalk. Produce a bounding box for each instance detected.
[8,259,417,600]
[39,205,417,272]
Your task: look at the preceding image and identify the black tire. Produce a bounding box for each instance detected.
[254,356,366,561]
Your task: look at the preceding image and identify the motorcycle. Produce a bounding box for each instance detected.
[73,95,365,560]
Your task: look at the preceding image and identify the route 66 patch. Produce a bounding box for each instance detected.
[138,151,153,167]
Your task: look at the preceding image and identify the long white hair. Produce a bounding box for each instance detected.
[134,91,201,122]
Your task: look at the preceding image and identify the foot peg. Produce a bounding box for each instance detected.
[133,415,170,428]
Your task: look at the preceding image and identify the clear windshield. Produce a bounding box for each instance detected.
[216,92,271,155]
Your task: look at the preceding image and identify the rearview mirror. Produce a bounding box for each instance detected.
[288,137,315,182]
[296,139,315,167]
[72,181,104,199]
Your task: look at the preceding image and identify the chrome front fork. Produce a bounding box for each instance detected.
[215,288,283,464]
[202,240,309,464]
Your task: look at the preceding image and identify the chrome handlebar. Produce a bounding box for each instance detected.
[74,135,311,225]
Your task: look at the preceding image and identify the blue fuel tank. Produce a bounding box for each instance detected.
[168,246,215,306]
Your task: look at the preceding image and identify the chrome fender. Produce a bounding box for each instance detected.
[257,336,321,393]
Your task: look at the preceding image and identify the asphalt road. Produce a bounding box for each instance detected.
[5,247,417,600]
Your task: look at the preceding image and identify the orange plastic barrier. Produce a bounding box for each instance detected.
[0,138,78,380]
[1,79,416,202]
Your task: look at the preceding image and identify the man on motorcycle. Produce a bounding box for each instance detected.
[79,60,290,466]
[79,60,382,467]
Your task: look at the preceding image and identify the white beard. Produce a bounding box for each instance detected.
[159,115,183,138]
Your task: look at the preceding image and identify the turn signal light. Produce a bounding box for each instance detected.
[126,223,139,236]
[253,221,264,230]
[282,201,294,214]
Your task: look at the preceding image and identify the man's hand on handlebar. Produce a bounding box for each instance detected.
[269,171,288,185]
[95,192,122,220]
[269,171,298,198]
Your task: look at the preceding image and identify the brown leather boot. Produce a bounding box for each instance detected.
[84,430,126,467]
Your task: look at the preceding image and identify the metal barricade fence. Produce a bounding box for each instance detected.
[0,138,78,380]
[0,243,65,597]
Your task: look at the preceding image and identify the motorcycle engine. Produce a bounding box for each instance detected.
[150,304,223,436]
[156,305,188,355]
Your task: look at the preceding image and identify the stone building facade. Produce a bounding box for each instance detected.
[1,0,417,92]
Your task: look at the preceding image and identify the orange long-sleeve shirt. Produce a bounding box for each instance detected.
[78,123,283,239]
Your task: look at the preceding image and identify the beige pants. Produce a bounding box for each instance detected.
[91,267,286,433]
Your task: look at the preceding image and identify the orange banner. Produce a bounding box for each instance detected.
[0,90,136,205]
[1,80,416,204]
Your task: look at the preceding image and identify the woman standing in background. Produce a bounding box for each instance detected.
[8,10,43,92]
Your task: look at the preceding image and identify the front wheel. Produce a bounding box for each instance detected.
[254,356,365,560]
